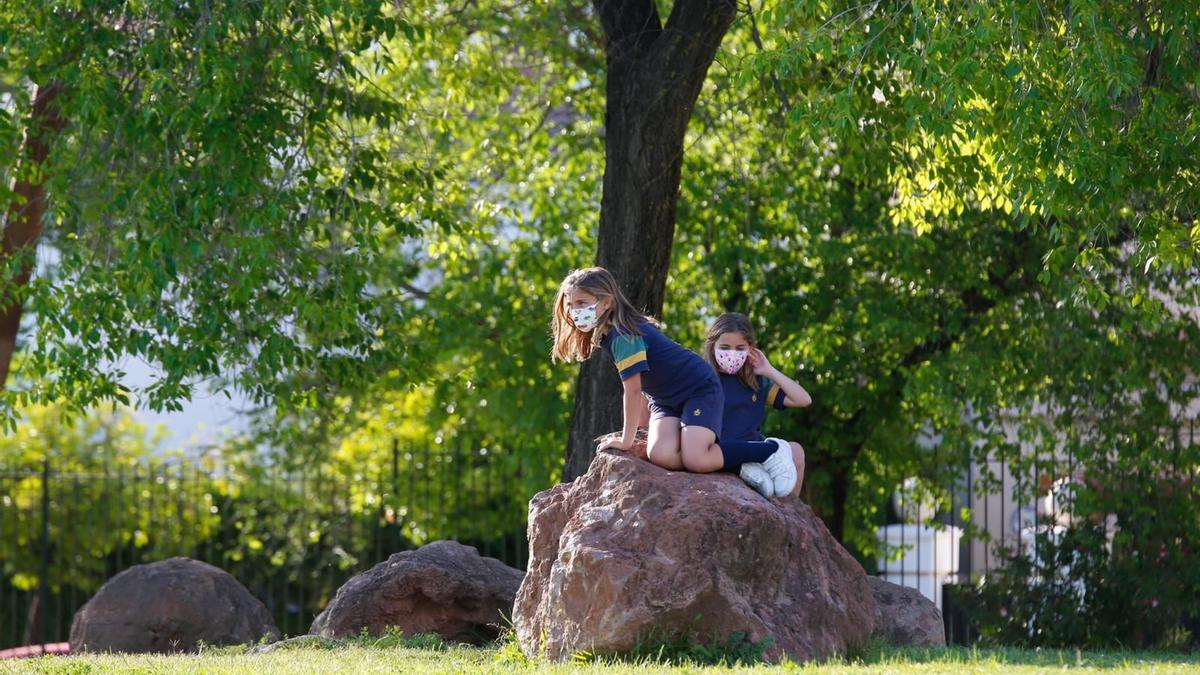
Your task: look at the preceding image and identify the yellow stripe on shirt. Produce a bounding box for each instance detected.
[768,383,782,404]
[616,351,647,371]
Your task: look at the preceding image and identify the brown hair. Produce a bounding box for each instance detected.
[550,267,651,363]
[703,312,759,391]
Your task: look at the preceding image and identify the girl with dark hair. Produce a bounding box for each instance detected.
[702,313,810,499]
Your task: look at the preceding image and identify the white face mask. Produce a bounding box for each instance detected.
[570,302,600,333]
[714,348,748,374]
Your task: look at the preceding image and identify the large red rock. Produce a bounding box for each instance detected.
[514,450,875,662]
[70,557,279,653]
[309,540,523,643]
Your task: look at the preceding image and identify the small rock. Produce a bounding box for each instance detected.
[310,540,524,643]
[867,576,946,647]
[70,557,279,653]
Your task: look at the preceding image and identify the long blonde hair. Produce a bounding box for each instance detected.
[703,313,759,391]
[551,267,650,362]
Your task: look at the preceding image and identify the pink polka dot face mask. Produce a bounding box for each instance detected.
[715,348,748,374]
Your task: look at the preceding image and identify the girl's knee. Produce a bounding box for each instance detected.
[789,442,806,498]
[647,445,683,470]
[680,443,721,473]
[680,452,709,473]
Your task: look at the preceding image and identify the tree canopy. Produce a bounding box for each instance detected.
[0,0,430,428]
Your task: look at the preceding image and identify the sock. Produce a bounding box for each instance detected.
[719,439,778,472]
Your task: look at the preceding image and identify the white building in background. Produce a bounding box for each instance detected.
[878,386,1199,610]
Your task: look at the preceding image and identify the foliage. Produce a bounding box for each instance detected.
[243,0,1200,575]
[0,399,536,643]
[675,0,1200,557]
[964,524,1143,648]
[0,401,217,594]
[247,0,601,489]
[961,467,1199,649]
[758,0,1199,270]
[0,0,431,428]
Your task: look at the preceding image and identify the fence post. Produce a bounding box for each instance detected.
[39,457,50,648]
[391,438,399,500]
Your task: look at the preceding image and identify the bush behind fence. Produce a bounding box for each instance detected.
[0,436,550,649]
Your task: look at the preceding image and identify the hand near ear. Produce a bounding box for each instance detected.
[749,348,774,375]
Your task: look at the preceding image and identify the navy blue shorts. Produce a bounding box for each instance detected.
[648,381,724,439]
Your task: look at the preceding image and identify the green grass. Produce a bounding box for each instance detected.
[3,635,1198,674]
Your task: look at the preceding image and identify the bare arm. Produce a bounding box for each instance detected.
[618,374,645,446]
[597,373,644,451]
[751,348,812,408]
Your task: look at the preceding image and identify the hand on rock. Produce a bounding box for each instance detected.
[594,429,649,459]
[596,435,629,452]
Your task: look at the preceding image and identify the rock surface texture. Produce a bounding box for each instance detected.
[514,450,875,662]
[70,557,279,653]
[867,576,946,647]
[310,540,524,643]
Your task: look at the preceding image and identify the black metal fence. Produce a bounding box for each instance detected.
[870,454,1132,645]
[0,437,554,650]
[874,418,1199,646]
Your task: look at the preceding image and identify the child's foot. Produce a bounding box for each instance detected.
[739,462,775,499]
[763,438,797,497]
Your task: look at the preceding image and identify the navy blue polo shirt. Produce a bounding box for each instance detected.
[719,373,787,442]
[600,321,717,406]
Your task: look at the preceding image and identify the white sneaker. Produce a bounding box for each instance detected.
[739,462,774,499]
[762,438,797,497]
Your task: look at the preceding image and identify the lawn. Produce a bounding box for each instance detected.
[3,637,1198,675]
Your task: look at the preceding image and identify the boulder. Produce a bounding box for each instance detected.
[309,540,524,643]
[513,449,875,662]
[70,557,279,653]
[867,576,946,647]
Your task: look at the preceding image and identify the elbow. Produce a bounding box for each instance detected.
[788,394,813,408]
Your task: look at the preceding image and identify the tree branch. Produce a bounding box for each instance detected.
[592,0,661,58]
[1,83,68,388]
[745,0,792,114]
[658,0,738,66]
[646,0,738,115]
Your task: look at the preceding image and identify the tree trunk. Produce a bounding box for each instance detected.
[1,83,66,388]
[22,593,41,646]
[828,467,849,544]
[563,0,737,482]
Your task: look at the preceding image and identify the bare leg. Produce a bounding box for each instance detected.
[646,416,683,470]
[680,425,724,473]
[789,442,806,498]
